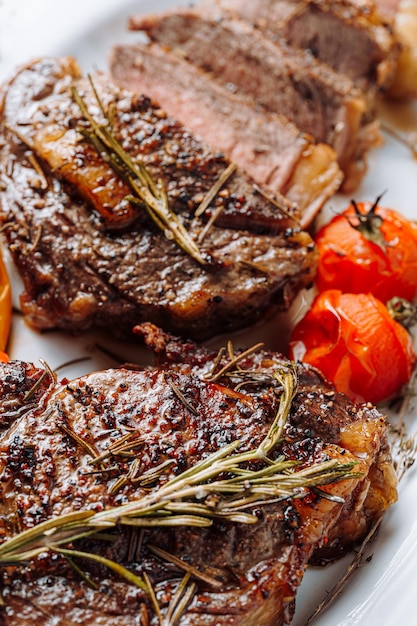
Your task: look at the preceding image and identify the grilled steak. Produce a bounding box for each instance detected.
[0,324,397,625]
[0,57,318,341]
[130,8,383,190]
[373,0,417,99]
[207,0,399,92]
[110,42,343,228]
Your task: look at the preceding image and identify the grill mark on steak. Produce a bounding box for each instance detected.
[0,57,318,340]
[207,0,399,92]
[129,8,383,191]
[110,41,343,229]
[0,326,397,625]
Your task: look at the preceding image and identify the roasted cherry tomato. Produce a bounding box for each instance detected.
[315,196,417,303]
[289,290,416,404]
[0,249,11,360]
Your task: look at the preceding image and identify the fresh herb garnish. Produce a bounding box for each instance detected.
[0,367,358,558]
[71,77,206,265]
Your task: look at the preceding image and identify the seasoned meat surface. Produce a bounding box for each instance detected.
[110,42,343,227]
[0,325,397,625]
[208,0,399,91]
[0,57,317,340]
[130,8,383,189]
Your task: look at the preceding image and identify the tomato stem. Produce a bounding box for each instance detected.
[387,297,417,329]
[348,192,389,252]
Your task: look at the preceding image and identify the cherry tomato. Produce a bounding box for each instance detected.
[0,249,11,360]
[315,197,417,303]
[289,290,416,404]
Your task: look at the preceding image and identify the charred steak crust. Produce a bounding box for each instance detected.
[0,57,317,340]
[0,326,397,625]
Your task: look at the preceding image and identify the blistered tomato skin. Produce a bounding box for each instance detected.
[315,203,417,303]
[289,290,416,405]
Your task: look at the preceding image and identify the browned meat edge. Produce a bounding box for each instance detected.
[110,41,343,228]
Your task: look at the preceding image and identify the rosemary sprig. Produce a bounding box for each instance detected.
[0,366,359,608]
[62,552,99,589]
[0,368,359,596]
[137,459,177,487]
[197,202,227,243]
[205,341,265,382]
[71,78,206,265]
[23,370,49,403]
[305,514,384,625]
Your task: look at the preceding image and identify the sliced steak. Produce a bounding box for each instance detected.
[0,57,318,341]
[130,9,383,190]
[0,326,397,625]
[374,0,417,99]
[207,0,399,92]
[110,42,343,228]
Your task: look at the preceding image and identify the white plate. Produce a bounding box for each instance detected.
[0,1,417,624]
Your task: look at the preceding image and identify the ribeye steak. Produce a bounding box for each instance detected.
[0,324,397,625]
[0,57,317,341]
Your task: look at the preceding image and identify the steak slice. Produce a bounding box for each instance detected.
[110,42,343,228]
[0,326,397,625]
[130,9,383,190]
[0,57,318,341]
[373,0,417,99]
[207,0,399,92]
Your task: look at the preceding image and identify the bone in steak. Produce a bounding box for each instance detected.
[130,9,383,191]
[0,57,318,340]
[110,42,343,228]
[206,0,399,92]
[0,324,397,625]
